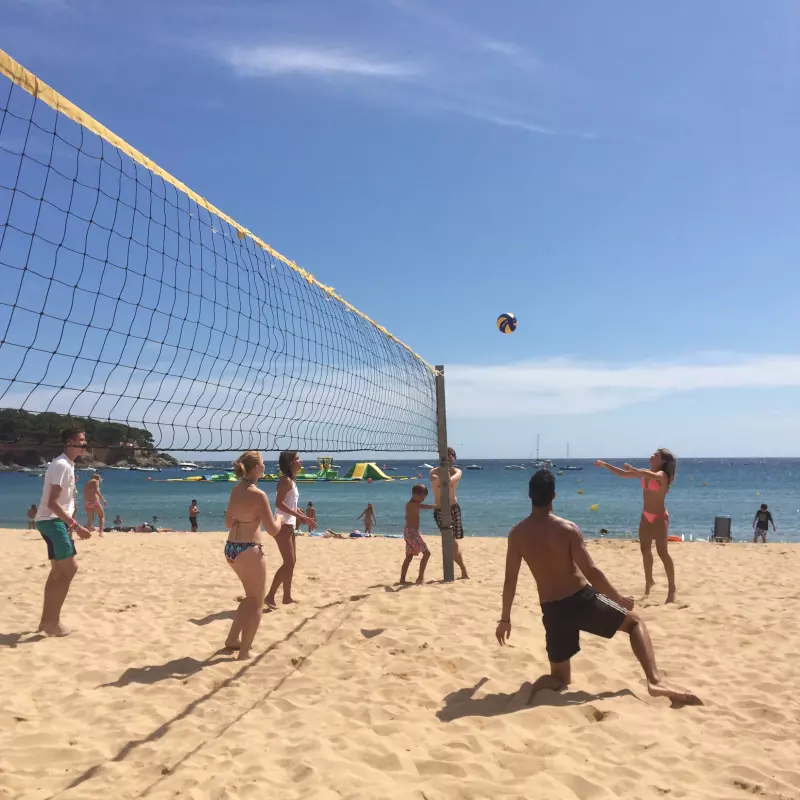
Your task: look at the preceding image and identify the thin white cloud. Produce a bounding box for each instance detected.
[482,40,522,58]
[458,109,558,136]
[223,44,422,79]
[447,354,800,418]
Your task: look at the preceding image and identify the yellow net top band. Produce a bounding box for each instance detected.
[0,47,435,373]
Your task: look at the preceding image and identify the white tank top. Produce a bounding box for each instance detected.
[279,480,299,527]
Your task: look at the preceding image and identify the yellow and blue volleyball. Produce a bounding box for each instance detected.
[496,312,517,334]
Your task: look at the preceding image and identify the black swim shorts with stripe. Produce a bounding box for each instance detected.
[433,503,464,540]
[540,585,627,664]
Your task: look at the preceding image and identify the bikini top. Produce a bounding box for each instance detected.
[641,477,661,492]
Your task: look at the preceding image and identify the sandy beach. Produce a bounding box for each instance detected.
[2,530,800,800]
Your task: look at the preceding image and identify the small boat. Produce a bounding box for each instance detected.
[178,460,199,470]
[556,443,583,471]
[504,465,526,470]
[464,464,483,470]
[131,466,161,472]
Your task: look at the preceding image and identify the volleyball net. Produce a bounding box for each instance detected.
[0,49,437,453]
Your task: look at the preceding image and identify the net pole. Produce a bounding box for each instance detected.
[435,365,454,582]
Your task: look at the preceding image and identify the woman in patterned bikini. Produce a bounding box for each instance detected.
[594,449,678,604]
[223,451,283,660]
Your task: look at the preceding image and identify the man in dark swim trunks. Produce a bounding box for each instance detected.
[752,503,775,543]
[496,469,701,706]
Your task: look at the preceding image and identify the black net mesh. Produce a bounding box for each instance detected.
[0,58,437,452]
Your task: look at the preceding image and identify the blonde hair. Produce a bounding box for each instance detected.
[233,450,262,479]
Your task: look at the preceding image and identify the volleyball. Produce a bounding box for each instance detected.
[496,312,517,334]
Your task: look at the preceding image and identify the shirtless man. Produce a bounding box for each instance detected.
[430,447,468,579]
[496,470,701,705]
[83,474,107,536]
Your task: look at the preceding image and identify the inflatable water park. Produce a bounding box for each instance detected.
[155,457,410,484]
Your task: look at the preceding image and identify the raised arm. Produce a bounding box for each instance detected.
[569,524,633,609]
[496,531,523,644]
[623,464,666,484]
[593,461,639,478]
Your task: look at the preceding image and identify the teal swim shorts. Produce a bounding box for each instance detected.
[36,519,77,561]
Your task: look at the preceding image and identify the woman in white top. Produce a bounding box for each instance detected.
[224,451,283,659]
[265,451,312,608]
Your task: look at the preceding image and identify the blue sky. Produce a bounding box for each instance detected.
[2,0,800,457]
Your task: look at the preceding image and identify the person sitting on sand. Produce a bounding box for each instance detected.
[112,514,122,531]
[83,473,107,537]
[357,503,376,535]
[224,450,283,660]
[27,504,37,530]
[400,484,436,585]
[496,469,701,706]
[323,529,346,539]
[753,503,776,543]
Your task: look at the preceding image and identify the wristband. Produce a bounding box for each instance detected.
[498,618,510,624]
[67,518,77,528]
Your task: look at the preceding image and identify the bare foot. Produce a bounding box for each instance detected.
[647,679,703,706]
[644,581,656,596]
[398,580,412,585]
[415,577,426,584]
[264,597,277,609]
[459,574,470,580]
[665,589,677,604]
[41,622,72,637]
[224,639,241,650]
[237,649,254,661]
[282,598,298,605]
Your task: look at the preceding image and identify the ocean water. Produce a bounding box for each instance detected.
[3,458,800,543]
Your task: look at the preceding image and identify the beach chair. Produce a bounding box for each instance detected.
[710,515,732,543]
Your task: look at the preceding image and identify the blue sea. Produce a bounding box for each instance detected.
[3,458,800,542]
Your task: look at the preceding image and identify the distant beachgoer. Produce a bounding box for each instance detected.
[83,473,107,537]
[27,504,37,530]
[151,516,159,532]
[400,485,435,585]
[35,428,92,636]
[496,469,701,706]
[594,449,678,603]
[265,451,312,608]
[430,447,468,579]
[224,450,283,660]
[357,503,376,534]
[112,514,122,531]
[305,501,317,533]
[753,503,776,543]
[189,500,199,532]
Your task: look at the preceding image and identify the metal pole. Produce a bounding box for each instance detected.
[435,365,454,582]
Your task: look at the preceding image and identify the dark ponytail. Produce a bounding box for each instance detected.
[279,450,298,477]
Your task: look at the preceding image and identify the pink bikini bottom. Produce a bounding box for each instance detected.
[642,510,669,527]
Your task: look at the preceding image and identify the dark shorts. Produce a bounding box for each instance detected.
[433,503,463,540]
[36,519,77,561]
[541,586,627,664]
[189,516,198,527]
[756,523,768,532]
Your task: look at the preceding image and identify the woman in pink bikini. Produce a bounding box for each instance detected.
[594,449,677,603]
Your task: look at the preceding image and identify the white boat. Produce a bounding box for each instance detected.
[131,466,161,472]
[178,460,199,470]
[504,464,526,470]
[464,464,483,470]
